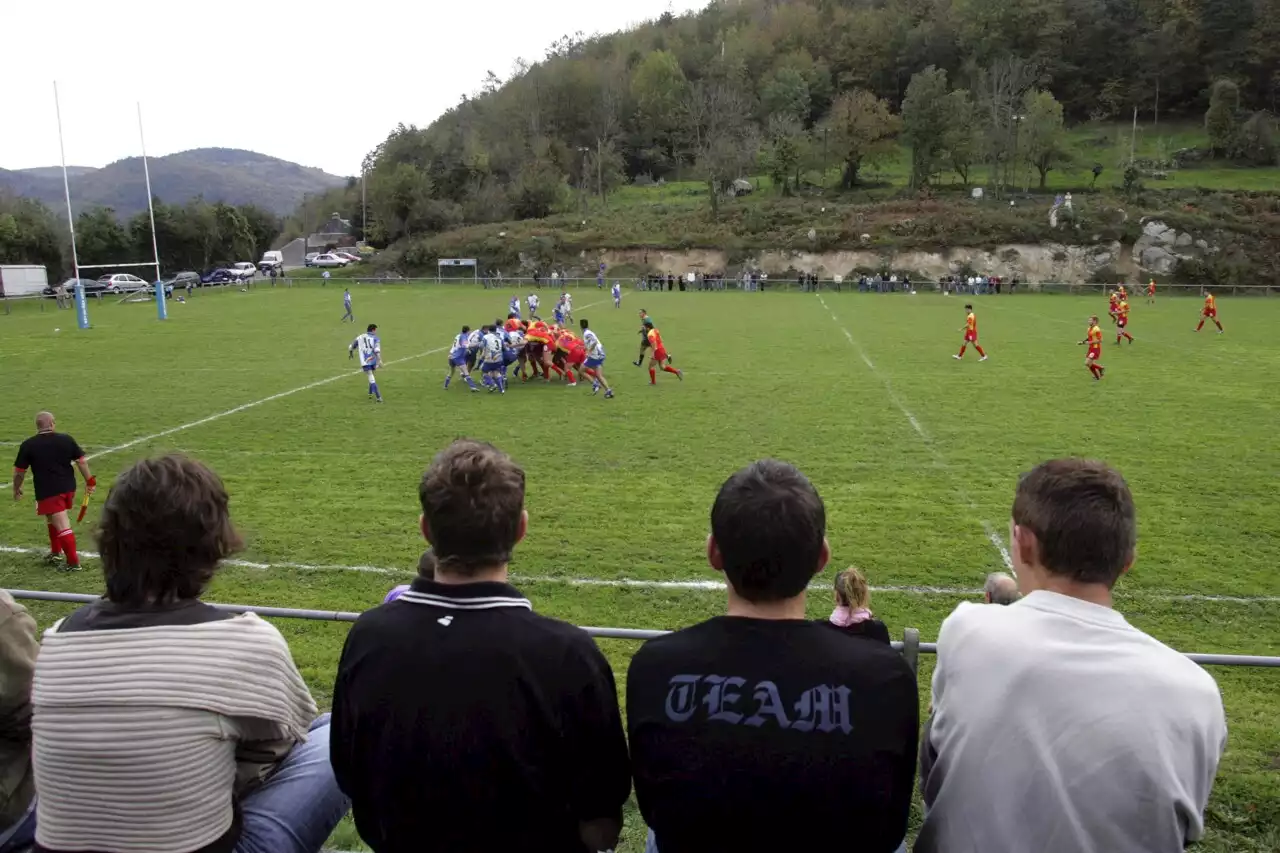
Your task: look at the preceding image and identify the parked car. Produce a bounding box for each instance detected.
[228,262,256,280]
[310,253,349,268]
[42,278,100,296]
[201,268,235,285]
[162,271,201,291]
[332,251,360,263]
[304,252,321,267]
[259,251,284,274]
[97,273,150,292]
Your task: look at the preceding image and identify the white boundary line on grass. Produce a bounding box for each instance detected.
[1,298,609,489]
[817,295,1016,571]
[3,544,1277,603]
[1,347,447,490]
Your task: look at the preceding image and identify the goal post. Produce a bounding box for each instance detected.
[53,82,164,328]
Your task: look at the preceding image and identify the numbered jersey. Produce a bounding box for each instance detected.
[451,333,469,359]
[466,330,483,350]
[352,333,381,367]
[583,329,605,359]
[481,332,503,363]
[529,295,540,312]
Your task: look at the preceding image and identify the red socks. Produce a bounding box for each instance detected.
[662,365,680,376]
[1196,320,1205,331]
[1088,363,1105,378]
[957,345,967,357]
[58,529,78,567]
[584,368,599,381]
[548,364,564,378]
[566,370,576,383]
[649,368,657,383]
[48,524,62,555]
[974,345,986,357]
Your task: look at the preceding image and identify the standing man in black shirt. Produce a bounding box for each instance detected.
[330,439,630,853]
[627,459,919,853]
[11,412,95,571]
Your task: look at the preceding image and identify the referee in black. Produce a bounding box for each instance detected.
[11,411,95,571]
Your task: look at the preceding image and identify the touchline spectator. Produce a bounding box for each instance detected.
[30,454,349,853]
[10,411,95,571]
[627,460,918,853]
[0,590,38,853]
[331,439,631,853]
[916,458,1227,853]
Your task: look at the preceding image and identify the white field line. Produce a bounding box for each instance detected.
[2,544,1276,603]
[1,346,447,490]
[817,296,1016,571]
[2,299,611,490]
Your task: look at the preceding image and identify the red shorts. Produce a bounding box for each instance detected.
[1117,317,1127,328]
[568,347,586,367]
[651,348,669,362]
[1203,308,1217,318]
[963,333,977,343]
[1087,347,1101,360]
[36,491,76,517]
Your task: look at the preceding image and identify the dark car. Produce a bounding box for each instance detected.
[42,278,100,296]
[201,268,234,285]
[163,271,201,290]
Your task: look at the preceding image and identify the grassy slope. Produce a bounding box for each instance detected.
[1,285,1277,850]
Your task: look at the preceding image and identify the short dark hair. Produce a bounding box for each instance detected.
[367,323,377,333]
[461,325,470,334]
[419,439,525,575]
[964,303,973,310]
[96,454,243,606]
[580,318,589,330]
[1012,459,1136,586]
[710,460,826,602]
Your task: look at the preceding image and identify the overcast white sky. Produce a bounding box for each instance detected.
[5,0,707,177]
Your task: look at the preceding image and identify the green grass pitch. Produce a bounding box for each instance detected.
[2,285,1277,850]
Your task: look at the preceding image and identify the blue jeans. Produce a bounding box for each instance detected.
[0,801,36,853]
[235,714,350,853]
[645,830,906,853]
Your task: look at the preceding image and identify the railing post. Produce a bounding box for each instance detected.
[903,627,921,677]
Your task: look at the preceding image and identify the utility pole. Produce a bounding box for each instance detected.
[361,168,367,244]
[1130,105,1138,165]
[596,138,603,205]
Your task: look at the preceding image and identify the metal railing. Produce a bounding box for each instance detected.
[8,588,1278,675]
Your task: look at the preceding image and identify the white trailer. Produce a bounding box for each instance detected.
[0,265,49,297]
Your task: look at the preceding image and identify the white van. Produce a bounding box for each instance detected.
[259,251,284,274]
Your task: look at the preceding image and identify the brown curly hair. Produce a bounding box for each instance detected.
[96,454,243,606]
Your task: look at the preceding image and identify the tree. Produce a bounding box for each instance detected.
[75,208,132,267]
[759,67,811,125]
[1020,89,1070,189]
[1237,110,1280,165]
[0,195,64,275]
[1205,79,1242,157]
[824,90,901,189]
[976,57,1040,198]
[901,66,951,188]
[763,117,806,195]
[629,50,688,176]
[942,89,980,186]
[685,80,759,217]
[584,141,627,203]
[510,144,568,219]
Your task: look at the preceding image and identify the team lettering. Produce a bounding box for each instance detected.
[664,674,853,733]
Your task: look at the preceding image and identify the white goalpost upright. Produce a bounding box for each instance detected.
[53,82,165,327]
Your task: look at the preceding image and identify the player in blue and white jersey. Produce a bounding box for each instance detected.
[444,325,481,392]
[562,291,573,324]
[509,294,521,319]
[579,318,614,398]
[348,323,384,402]
[479,325,507,393]
[612,282,621,308]
[341,288,354,322]
[553,297,565,326]
[528,292,540,317]
[465,327,483,372]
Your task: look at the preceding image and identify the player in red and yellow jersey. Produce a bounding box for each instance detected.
[554,328,584,385]
[953,304,987,361]
[1146,279,1156,304]
[1108,290,1121,324]
[643,319,683,384]
[1079,315,1105,380]
[523,319,552,380]
[1195,291,1224,333]
[1115,299,1133,344]
[1117,284,1128,302]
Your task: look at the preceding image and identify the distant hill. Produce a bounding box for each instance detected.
[0,149,347,216]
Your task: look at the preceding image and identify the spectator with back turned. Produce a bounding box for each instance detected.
[917,459,1227,853]
[0,589,39,853]
[331,439,630,853]
[30,454,349,853]
[627,460,918,853]
[983,571,1020,604]
[822,566,891,644]
[11,411,94,571]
